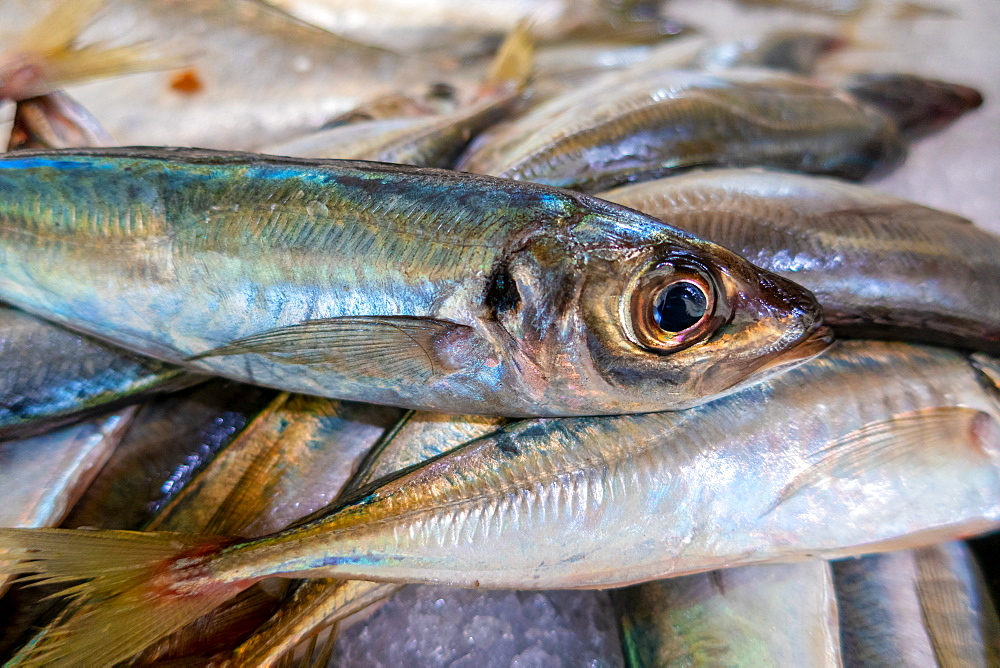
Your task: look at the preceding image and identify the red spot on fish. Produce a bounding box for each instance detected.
[169,68,204,95]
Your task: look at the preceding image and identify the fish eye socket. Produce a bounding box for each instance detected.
[628,263,720,353]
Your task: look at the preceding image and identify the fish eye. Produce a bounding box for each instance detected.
[627,261,722,353]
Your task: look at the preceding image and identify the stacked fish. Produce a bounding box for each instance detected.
[0,0,997,665]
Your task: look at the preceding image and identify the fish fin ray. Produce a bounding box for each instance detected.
[7,0,182,98]
[0,528,242,667]
[481,19,535,97]
[771,406,990,511]
[186,316,464,382]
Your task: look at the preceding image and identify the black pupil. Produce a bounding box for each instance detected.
[653,281,708,333]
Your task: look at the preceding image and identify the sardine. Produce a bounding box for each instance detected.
[688,31,844,74]
[600,168,1000,353]
[834,542,1000,666]
[612,562,841,667]
[5,341,1000,666]
[0,305,194,440]
[0,148,828,416]
[456,69,906,192]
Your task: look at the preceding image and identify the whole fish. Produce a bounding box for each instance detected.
[612,562,841,667]
[5,341,1000,666]
[834,542,1000,666]
[0,305,194,440]
[600,168,1000,354]
[456,68,906,192]
[0,148,828,416]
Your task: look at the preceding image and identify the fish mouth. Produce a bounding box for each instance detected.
[755,324,834,378]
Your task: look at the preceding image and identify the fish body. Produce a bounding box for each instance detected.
[62,380,276,531]
[6,340,1000,665]
[601,169,1000,354]
[200,340,1000,589]
[457,68,905,192]
[0,148,826,416]
[0,0,456,150]
[228,410,508,666]
[0,305,192,440]
[0,408,134,596]
[834,542,1000,667]
[613,562,841,667]
[262,91,523,167]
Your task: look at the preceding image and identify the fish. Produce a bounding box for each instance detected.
[843,73,984,140]
[226,410,507,666]
[0,409,135,597]
[600,168,1000,354]
[687,30,845,74]
[5,340,1000,666]
[0,0,174,102]
[0,148,828,416]
[834,542,1000,666]
[612,562,841,667]
[11,393,398,665]
[62,380,276,531]
[261,20,534,168]
[261,0,664,53]
[7,91,115,151]
[456,68,906,192]
[0,0,461,150]
[0,305,195,440]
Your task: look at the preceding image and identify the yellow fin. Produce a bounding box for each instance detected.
[185,316,466,382]
[230,579,400,665]
[0,528,243,667]
[773,406,992,510]
[481,19,535,96]
[2,0,181,100]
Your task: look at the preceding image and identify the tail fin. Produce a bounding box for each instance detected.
[1,0,180,101]
[480,20,535,98]
[0,528,246,667]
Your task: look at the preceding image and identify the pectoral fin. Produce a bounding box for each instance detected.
[186,316,468,382]
[773,406,992,510]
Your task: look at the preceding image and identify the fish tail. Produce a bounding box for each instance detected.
[480,19,535,97]
[0,527,249,667]
[1,0,181,100]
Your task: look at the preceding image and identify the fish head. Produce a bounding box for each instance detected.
[486,195,832,414]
